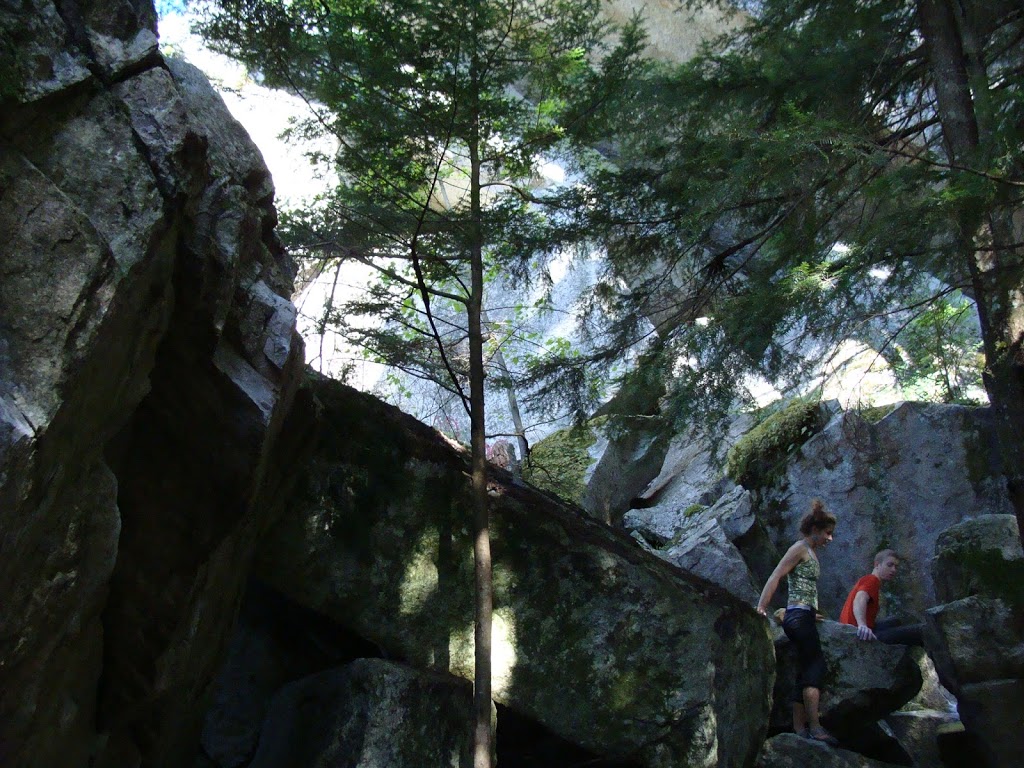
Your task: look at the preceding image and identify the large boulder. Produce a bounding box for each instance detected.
[930,514,1023,604]
[755,733,906,768]
[924,595,1024,767]
[249,659,481,768]
[0,5,305,766]
[771,621,922,736]
[257,375,775,768]
[767,403,1013,618]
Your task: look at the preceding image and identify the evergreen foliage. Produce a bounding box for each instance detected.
[531,0,1023,426]
[535,0,1024,542]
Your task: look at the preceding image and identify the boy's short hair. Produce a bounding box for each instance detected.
[874,548,900,566]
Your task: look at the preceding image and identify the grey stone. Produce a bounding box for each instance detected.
[884,710,961,768]
[628,485,779,594]
[581,415,671,524]
[955,678,1024,768]
[925,569,1024,765]
[80,0,160,79]
[250,659,480,768]
[772,621,922,735]
[0,0,92,104]
[899,648,956,713]
[1,14,305,768]
[755,733,906,767]
[931,514,1023,604]
[258,377,775,768]
[924,596,1024,693]
[656,517,759,602]
[626,414,753,540]
[767,403,1013,619]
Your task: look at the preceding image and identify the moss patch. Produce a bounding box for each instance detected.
[857,403,897,424]
[683,503,705,518]
[523,419,603,504]
[726,398,825,490]
[961,423,993,490]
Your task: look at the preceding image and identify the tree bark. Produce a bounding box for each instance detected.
[918,0,1024,547]
[480,307,530,471]
[468,49,494,768]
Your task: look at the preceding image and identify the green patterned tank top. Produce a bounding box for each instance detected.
[787,553,819,609]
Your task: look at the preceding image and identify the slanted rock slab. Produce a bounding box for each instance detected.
[257,375,775,768]
[885,710,961,768]
[656,517,759,602]
[755,733,907,767]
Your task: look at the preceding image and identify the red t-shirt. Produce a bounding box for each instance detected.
[839,574,881,628]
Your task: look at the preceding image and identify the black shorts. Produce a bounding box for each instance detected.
[782,607,826,700]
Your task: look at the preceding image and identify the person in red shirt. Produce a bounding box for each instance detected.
[839,549,923,645]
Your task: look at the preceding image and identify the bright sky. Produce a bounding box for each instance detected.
[156,5,381,383]
[156,5,332,209]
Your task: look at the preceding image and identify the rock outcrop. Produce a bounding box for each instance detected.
[0,3,305,766]
[256,374,775,768]
[629,486,780,598]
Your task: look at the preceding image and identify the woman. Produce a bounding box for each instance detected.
[756,498,839,746]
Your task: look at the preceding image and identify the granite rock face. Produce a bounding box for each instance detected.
[767,403,1013,618]
[0,3,305,766]
[257,375,776,768]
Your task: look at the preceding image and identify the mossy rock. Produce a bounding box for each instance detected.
[856,403,898,424]
[725,398,827,490]
[932,515,1024,607]
[523,419,604,504]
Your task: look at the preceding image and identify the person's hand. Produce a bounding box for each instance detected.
[756,605,768,617]
[856,624,876,641]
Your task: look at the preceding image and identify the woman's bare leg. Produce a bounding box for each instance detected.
[802,687,820,730]
[792,701,807,733]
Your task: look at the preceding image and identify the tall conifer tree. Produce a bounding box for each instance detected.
[198,1,643,762]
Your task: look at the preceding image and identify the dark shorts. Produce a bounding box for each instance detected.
[782,607,826,701]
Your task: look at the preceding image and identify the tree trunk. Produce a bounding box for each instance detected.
[480,307,530,471]
[918,0,1024,547]
[468,57,494,768]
